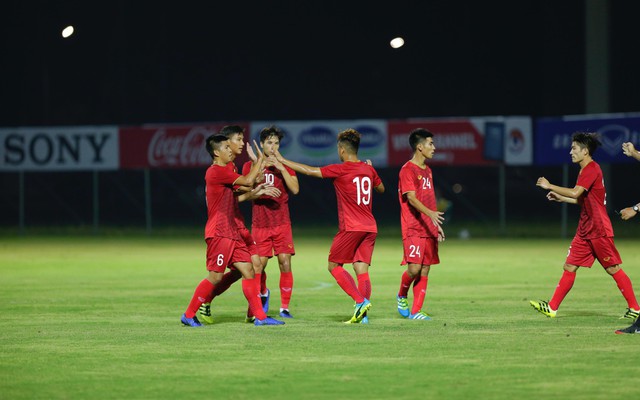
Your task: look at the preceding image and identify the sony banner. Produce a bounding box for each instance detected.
[119,123,251,169]
[535,113,640,165]
[249,120,388,167]
[0,126,119,171]
[387,117,532,167]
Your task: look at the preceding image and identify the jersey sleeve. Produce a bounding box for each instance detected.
[319,164,342,179]
[284,165,297,176]
[576,163,597,191]
[217,165,242,185]
[241,161,252,175]
[398,165,416,195]
[371,166,382,188]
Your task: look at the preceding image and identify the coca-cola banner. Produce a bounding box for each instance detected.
[119,123,250,169]
[0,126,119,171]
[388,117,532,167]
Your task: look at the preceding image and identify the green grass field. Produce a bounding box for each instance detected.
[2,230,640,399]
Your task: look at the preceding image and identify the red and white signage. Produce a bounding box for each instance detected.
[119,123,250,169]
[388,117,532,166]
[388,119,491,166]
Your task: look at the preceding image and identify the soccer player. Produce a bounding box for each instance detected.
[242,126,299,318]
[530,132,640,320]
[197,125,277,324]
[615,141,640,334]
[180,134,284,327]
[273,128,385,324]
[396,128,446,321]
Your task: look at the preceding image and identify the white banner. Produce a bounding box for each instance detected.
[0,126,119,171]
[249,120,388,167]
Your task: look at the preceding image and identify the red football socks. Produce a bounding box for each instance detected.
[260,271,268,295]
[356,272,371,300]
[185,279,215,318]
[398,271,414,297]
[612,269,640,310]
[549,270,576,311]
[280,271,293,309]
[242,278,267,320]
[411,276,428,314]
[330,266,364,303]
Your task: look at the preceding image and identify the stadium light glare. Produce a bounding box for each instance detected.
[61,26,74,38]
[390,37,404,49]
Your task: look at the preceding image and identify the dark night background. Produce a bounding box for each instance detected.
[2,1,640,127]
[2,1,640,233]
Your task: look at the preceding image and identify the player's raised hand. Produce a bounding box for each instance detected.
[253,140,266,166]
[246,142,257,162]
[273,149,286,163]
[266,155,285,171]
[536,177,550,189]
[622,142,636,157]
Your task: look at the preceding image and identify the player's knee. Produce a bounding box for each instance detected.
[563,264,578,273]
[605,265,621,275]
[278,258,291,272]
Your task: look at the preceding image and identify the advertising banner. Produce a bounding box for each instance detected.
[250,120,388,167]
[388,117,532,167]
[0,126,119,171]
[119,123,251,169]
[535,114,640,165]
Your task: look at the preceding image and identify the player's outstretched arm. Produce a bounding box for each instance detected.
[546,191,578,204]
[622,142,640,161]
[266,156,300,194]
[536,177,584,199]
[272,150,323,178]
[620,203,640,220]
[238,183,282,202]
[374,182,385,194]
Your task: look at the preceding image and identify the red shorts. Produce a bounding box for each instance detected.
[238,227,257,256]
[566,236,622,268]
[328,231,377,265]
[252,225,295,257]
[401,236,440,266]
[205,237,252,273]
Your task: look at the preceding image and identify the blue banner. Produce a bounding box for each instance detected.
[535,114,640,165]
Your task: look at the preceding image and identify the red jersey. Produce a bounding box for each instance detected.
[320,161,382,233]
[227,162,247,229]
[242,161,295,228]
[398,161,438,238]
[575,160,614,239]
[204,163,241,240]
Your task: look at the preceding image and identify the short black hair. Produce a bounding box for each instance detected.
[409,128,434,151]
[205,134,229,159]
[219,125,245,139]
[572,131,601,156]
[260,125,284,143]
[337,128,360,154]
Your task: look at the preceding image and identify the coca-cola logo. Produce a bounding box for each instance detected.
[147,127,214,167]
